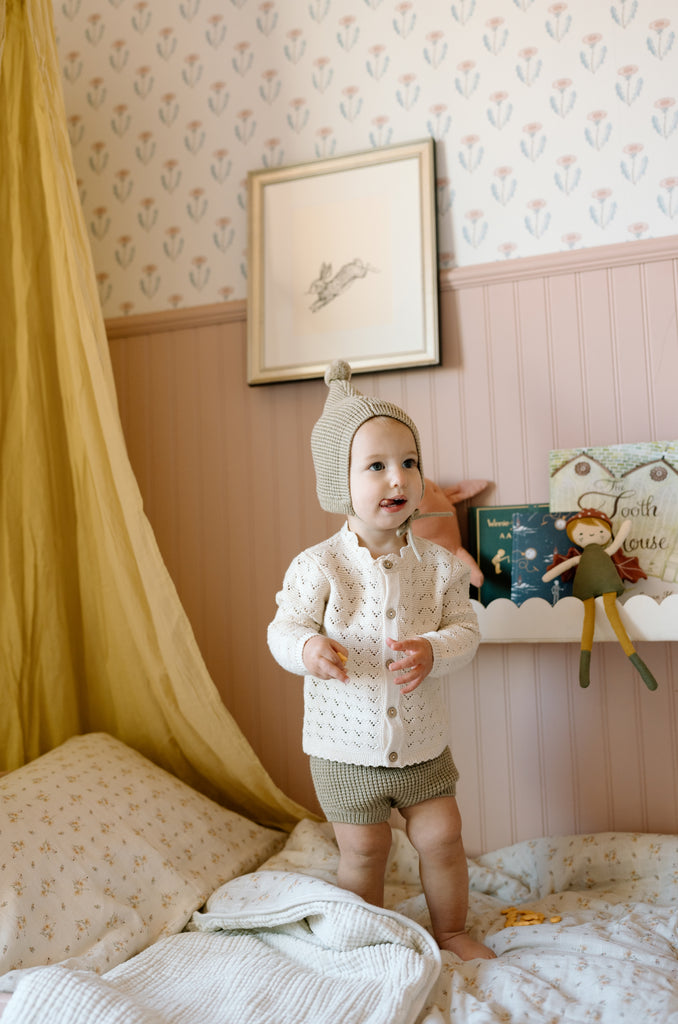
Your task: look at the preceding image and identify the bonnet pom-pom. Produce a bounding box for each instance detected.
[325,359,351,385]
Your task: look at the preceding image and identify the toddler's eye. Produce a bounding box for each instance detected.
[368,461,384,471]
[403,458,418,469]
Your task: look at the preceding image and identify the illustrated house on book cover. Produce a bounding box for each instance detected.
[548,440,678,601]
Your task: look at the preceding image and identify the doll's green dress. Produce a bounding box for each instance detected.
[571,544,624,600]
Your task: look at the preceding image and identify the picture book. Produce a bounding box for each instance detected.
[510,506,574,606]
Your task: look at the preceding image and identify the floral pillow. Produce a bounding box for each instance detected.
[0,733,285,989]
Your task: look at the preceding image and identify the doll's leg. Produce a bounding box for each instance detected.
[579,598,596,688]
[602,592,658,691]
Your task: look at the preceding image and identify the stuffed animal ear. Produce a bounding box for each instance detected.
[443,479,490,505]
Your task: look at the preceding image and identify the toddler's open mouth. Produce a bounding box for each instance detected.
[380,497,407,509]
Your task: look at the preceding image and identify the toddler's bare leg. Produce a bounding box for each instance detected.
[401,796,496,961]
[332,820,393,907]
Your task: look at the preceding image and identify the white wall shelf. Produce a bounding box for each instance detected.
[472,594,678,644]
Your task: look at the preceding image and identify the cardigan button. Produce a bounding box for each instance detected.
[388,751,398,763]
[386,608,396,619]
[387,706,397,718]
[383,560,393,569]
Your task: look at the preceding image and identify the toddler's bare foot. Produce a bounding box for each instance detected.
[441,931,497,961]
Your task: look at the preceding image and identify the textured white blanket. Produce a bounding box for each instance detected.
[2,871,441,1024]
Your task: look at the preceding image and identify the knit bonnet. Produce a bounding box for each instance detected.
[310,359,424,515]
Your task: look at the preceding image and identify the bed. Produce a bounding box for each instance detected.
[2,733,677,1023]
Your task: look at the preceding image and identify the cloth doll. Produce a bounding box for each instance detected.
[542,509,657,691]
[411,477,489,588]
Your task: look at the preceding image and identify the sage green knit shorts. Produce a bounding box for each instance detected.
[309,746,459,825]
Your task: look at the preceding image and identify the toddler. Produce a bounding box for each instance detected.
[268,360,495,961]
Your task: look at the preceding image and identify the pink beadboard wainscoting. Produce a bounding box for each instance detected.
[107,235,678,856]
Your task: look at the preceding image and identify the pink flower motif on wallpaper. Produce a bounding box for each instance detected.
[589,188,617,228]
[652,97,678,139]
[424,32,447,70]
[213,218,235,253]
[140,264,160,299]
[189,256,210,291]
[396,74,420,111]
[256,3,278,37]
[497,242,517,259]
[259,68,280,105]
[458,134,483,172]
[647,19,675,61]
[314,126,336,159]
[287,98,309,134]
[550,78,575,118]
[163,227,184,260]
[309,0,330,23]
[524,199,550,239]
[159,93,179,127]
[312,57,333,94]
[658,177,678,219]
[206,16,226,50]
[463,209,487,247]
[182,54,203,88]
[133,66,153,100]
[211,149,232,182]
[284,29,306,64]
[90,207,111,241]
[367,45,390,80]
[487,91,512,130]
[138,197,158,231]
[516,47,541,86]
[156,28,176,62]
[616,65,643,106]
[369,116,392,148]
[483,17,507,56]
[232,42,254,77]
[132,4,151,35]
[234,109,256,144]
[628,222,649,239]
[546,4,571,43]
[337,16,359,52]
[562,232,582,249]
[580,34,607,74]
[89,140,108,174]
[209,81,230,116]
[111,104,131,137]
[555,154,580,195]
[340,86,362,122]
[455,60,479,99]
[115,236,135,270]
[393,4,416,40]
[67,115,84,147]
[63,51,82,84]
[187,188,207,222]
[451,0,476,27]
[491,166,515,205]
[521,122,545,162]
[621,143,647,184]
[585,109,611,150]
[113,169,133,202]
[184,120,205,155]
[135,131,155,165]
[96,272,111,306]
[161,160,182,194]
[427,103,451,139]
[85,14,104,46]
[87,77,107,109]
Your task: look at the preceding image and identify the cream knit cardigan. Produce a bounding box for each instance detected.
[267,524,480,768]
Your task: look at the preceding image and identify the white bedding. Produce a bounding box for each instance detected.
[3,823,678,1023]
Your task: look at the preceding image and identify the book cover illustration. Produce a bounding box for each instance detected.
[548,440,678,601]
[510,507,574,606]
[468,504,530,605]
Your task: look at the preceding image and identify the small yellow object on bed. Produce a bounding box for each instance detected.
[501,907,562,927]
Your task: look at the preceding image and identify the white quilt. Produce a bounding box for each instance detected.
[4,823,678,1024]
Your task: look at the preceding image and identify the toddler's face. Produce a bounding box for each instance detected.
[348,417,421,539]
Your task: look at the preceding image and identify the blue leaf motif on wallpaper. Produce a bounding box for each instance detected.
[138,198,158,232]
[524,199,550,238]
[89,141,108,173]
[516,48,541,86]
[647,19,675,60]
[309,0,331,23]
[287,99,310,134]
[261,140,284,167]
[111,106,131,137]
[156,29,177,61]
[455,60,479,99]
[187,189,208,222]
[259,71,280,105]
[161,160,182,194]
[135,132,155,164]
[513,0,535,10]
[205,16,227,49]
[184,121,206,155]
[109,40,129,72]
[620,143,647,184]
[312,58,333,93]
[84,15,104,45]
[585,110,612,150]
[426,104,451,140]
[451,0,476,26]
[211,150,232,182]
[163,227,184,260]
[159,94,180,128]
[87,79,106,109]
[589,188,617,228]
[61,0,82,21]
[657,178,678,219]
[189,257,210,291]
[179,0,201,23]
[610,0,638,30]
[580,34,607,73]
[209,82,230,116]
[369,117,393,148]
[234,109,256,144]
[393,5,416,38]
[458,134,483,173]
[615,65,642,105]
[90,207,110,240]
[520,122,545,162]
[113,170,133,202]
[483,18,508,56]
[131,4,152,34]
[133,68,153,100]
[424,32,447,69]
[63,52,83,84]
[115,237,135,269]
[652,98,678,139]
[256,3,278,35]
[232,43,254,76]
[550,78,576,118]
[284,29,306,63]
[396,74,420,110]
[491,166,516,205]
[487,92,512,130]
[67,115,84,146]
[367,46,389,79]
[340,87,363,122]
[140,266,160,298]
[545,5,571,43]
[554,155,581,195]
[463,209,487,247]
[315,129,336,159]
[338,16,360,51]
[213,219,235,253]
[182,56,203,87]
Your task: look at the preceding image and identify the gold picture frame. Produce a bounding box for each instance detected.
[247,138,440,385]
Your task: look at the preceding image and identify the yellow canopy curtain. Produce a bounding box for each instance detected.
[0,0,308,830]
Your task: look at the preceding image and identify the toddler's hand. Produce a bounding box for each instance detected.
[303,635,350,682]
[386,636,433,694]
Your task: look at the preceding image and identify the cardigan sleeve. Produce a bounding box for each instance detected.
[420,557,480,677]
[267,551,330,677]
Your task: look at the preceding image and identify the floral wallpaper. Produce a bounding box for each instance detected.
[53,0,677,317]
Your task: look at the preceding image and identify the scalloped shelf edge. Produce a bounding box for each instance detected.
[472,594,678,643]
